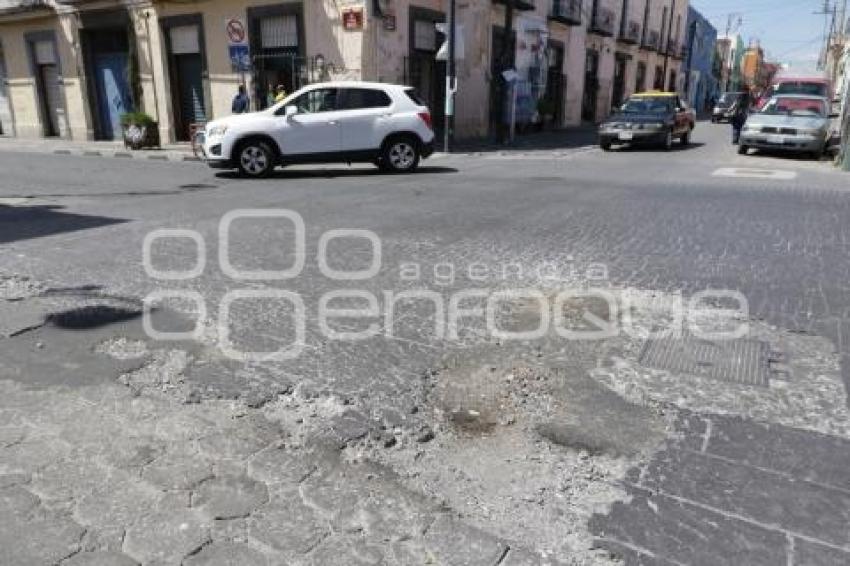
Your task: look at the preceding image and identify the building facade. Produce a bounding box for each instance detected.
[682,6,716,113]
[0,0,688,143]
[716,33,743,93]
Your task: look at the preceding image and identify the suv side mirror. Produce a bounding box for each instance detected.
[285,105,298,118]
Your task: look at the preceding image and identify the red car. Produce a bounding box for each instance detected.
[757,77,832,110]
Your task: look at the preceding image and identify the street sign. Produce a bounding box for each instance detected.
[342,8,364,30]
[225,18,247,46]
[229,44,251,72]
[435,23,464,61]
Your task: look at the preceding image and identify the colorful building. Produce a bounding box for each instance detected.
[717,33,744,92]
[683,5,716,112]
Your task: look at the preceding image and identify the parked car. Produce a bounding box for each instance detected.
[712,92,749,123]
[201,82,435,177]
[738,94,834,159]
[599,92,696,151]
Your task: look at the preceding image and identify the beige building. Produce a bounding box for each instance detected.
[0,0,687,144]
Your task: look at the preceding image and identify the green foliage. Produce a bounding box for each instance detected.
[120,112,155,127]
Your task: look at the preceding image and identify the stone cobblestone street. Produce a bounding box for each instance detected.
[2,123,850,565]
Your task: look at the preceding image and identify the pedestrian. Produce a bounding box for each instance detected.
[231,84,250,114]
[731,93,750,144]
[274,85,288,104]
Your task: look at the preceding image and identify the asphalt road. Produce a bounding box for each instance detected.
[2,122,850,565]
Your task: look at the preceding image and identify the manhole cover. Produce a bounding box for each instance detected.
[638,337,771,387]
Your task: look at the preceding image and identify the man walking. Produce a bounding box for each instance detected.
[231,85,250,114]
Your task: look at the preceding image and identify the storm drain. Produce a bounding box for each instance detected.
[638,337,771,387]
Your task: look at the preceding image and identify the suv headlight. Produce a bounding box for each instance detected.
[649,122,665,130]
[207,125,228,138]
[797,128,821,136]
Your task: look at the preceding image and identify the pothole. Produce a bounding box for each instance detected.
[47,305,142,330]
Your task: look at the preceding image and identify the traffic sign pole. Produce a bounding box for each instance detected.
[444,0,456,153]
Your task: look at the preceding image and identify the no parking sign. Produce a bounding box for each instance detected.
[225,17,251,72]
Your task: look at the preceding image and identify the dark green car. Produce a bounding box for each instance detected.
[598,92,696,151]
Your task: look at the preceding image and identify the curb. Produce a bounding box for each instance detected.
[50,148,200,163]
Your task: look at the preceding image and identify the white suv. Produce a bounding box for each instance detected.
[202,82,436,177]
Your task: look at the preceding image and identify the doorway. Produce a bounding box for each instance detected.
[612,53,628,108]
[162,17,207,141]
[489,26,516,136]
[635,61,647,93]
[406,8,446,137]
[544,41,565,126]
[582,49,599,122]
[82,26,134,140]
[29,38,62,137]
[248,5,305,110]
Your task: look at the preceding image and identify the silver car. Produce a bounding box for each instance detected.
[738,95,832,159]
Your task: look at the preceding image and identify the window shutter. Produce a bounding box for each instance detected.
[261,16,298,48]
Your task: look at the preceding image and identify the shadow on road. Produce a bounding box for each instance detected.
[0,204,127,244]
[215,166,458,180]
[741,148,831,163]
[608,142,706,153]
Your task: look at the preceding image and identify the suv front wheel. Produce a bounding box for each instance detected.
[380,137,421,173]
[236,140,275,178]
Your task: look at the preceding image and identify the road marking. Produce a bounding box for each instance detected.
[0,198,32,206]
[712,167,798,180]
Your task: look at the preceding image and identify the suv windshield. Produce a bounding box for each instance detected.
[759,97,826,117]
[620,97,674,114]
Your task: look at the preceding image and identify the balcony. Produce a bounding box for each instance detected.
[641,30,660,51]
[589,7,615,37]
[493,0,536,11]
[549,0,582,26]
[618,20,641,44]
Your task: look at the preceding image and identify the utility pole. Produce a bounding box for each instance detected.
[498,0,515,143]
[721,13,742,92]
[444,0,456,153]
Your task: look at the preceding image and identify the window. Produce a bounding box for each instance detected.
[280,88,338,114]
[169,26,200,55]
[414,20,437,51]
[339,88,392,110]
[404,89,428,107]
[261,15,299,48]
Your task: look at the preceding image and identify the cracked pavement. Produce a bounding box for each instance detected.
[2,123,850,565]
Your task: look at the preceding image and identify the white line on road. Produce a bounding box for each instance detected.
[712,167,798,180]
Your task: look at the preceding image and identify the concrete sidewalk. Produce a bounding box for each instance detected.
[453,124,599,154]
[0,136,199,163]
[0,125,601,164]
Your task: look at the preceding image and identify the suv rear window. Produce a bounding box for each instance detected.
[404,89,428,107]
[340,88,392,110]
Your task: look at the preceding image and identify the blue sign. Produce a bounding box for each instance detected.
[229,45,251,72]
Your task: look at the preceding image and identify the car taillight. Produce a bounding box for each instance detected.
[418,112,433,131]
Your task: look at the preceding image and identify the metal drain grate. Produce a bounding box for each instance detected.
[638,337,771,387]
